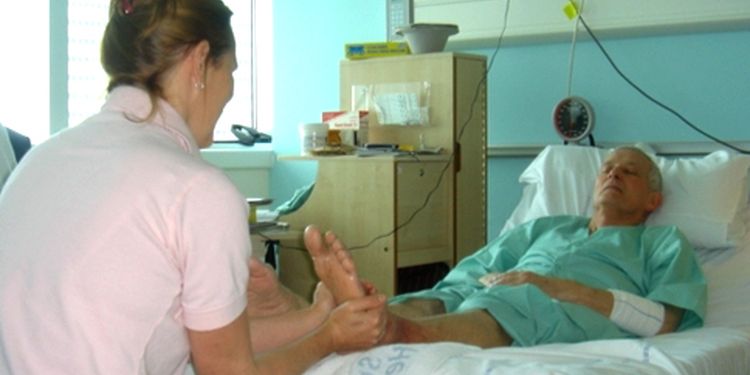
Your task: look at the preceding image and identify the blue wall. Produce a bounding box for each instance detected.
[474,30,750,145]
[271,4,750,239]
[270,1,384,206]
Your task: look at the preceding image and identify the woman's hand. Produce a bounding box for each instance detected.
[322,293,387,353]
[311,281,335,316]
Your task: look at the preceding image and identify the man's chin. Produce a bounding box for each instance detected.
[597,188,625,202]
[593,196,622,209]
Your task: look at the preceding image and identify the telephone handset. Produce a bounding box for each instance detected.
[231,124,272,146]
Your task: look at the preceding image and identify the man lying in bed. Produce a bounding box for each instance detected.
[263,146,707,348]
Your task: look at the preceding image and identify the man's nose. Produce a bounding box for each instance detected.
[607,167,622,179]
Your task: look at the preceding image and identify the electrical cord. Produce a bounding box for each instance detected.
[566,0,585,97]
[577,14,749,154]
[342,0,513,251]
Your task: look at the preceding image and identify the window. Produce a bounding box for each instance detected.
[67,1,109,129]
[0,3,49,144]
[0,1,272,144]
[218,0,274,141]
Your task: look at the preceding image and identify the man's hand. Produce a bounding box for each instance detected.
[480,271,581,300]
[479,271,684,335]
[480,271,612,316]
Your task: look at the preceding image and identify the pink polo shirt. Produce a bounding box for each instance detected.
[0,86,251,374]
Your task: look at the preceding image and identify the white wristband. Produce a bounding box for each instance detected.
[608,289,665,337]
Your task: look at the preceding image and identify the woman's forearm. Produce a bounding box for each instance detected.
[249,303,328,354]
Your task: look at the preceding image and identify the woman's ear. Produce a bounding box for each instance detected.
[189,40,211,84]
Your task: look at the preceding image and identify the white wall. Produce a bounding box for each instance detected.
[417,0,750,46]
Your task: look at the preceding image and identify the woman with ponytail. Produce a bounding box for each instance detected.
[0,1,386,374]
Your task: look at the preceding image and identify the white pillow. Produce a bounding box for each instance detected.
[502,145,750,250]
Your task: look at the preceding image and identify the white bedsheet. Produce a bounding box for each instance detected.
[306,327,750,375]
[304,234,750,375]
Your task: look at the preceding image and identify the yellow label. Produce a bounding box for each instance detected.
[345,42,410,60]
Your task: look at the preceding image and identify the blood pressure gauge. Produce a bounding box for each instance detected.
[552,96,595,143]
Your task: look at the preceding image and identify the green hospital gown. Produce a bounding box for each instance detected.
[390,215,707,346]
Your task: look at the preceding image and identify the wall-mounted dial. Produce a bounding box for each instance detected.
[552,96,595,143]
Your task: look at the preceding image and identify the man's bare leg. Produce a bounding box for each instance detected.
[304,225,512,348]
[303,225,364,303]
[383,309,513,348]
[389,298,446,319]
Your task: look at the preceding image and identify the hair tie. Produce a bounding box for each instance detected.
[122,0,134,15]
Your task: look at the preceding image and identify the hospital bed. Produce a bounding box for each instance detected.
[304,144,750,375]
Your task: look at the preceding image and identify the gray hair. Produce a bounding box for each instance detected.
[612,146,663,192]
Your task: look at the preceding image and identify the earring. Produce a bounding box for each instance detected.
[194,81,206,90]
[121,0,134,15]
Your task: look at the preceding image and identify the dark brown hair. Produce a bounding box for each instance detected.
[101,0,234,118]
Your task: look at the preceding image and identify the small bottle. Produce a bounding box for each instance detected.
[327,129,342,146]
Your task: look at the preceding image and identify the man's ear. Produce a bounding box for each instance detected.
[646,191,663,214]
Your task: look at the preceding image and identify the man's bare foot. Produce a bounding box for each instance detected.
[304,225,364,304]
[247,257,301,317]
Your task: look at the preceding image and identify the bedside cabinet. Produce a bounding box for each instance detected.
[278,52,487,299]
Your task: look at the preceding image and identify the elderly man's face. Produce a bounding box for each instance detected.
[593,148,662,219]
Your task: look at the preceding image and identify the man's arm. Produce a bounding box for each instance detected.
[555,280,683,334]
[483,271,684,335]
[658,305,684,334]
